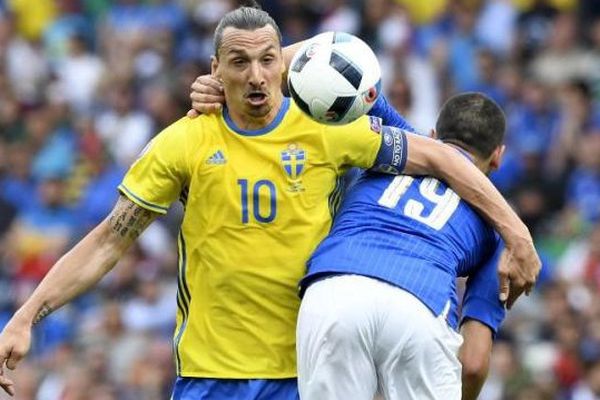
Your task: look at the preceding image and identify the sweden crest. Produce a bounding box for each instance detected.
[281,143,306,180]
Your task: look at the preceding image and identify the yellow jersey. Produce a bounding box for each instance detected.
[119,98,396,378]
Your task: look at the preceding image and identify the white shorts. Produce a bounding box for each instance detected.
[297,274,463,400]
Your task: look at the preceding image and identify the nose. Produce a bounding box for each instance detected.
[248,61,265,87]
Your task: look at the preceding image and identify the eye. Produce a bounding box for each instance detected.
[262,55,275,64]
[232,58,247,67]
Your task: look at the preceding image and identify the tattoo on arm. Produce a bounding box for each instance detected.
[108,197,157,241]
[33,303,53,325]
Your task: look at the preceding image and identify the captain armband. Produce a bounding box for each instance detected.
[370,125,408,175]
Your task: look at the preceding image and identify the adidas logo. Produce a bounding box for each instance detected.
[206,150,227,165]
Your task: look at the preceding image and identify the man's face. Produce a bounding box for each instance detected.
[212,25,285,124]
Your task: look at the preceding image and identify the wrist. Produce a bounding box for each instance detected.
[8,309,35,329]
[493,209,530,243]
[502,221,532,246]
[14,300,53,327]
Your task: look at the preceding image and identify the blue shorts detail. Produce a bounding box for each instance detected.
[171,377,299,400]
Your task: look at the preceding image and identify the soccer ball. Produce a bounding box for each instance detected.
[287,31,381,125]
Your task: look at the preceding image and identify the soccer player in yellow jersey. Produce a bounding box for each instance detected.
[0,4,539,400]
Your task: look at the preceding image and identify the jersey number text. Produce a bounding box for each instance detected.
[237,179,277,223]
[378,176,460,230]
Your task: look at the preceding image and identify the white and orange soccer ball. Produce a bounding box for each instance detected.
[287,31,382,125]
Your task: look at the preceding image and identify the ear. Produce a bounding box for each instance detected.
[211,55,219,77]
[430,129,438,139]
[488,145,505,171]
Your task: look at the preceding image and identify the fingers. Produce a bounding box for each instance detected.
[189,92,224,115]
[189,74,226,115]
[0,358,14,397]
[499,236,541,308]
[0,345,25,396]
[499,273,509,304]
[506,280,525,310]
[190,92,225,105]
[497,250,511,304]
[0,375,14,397]
[525,282,534,296]
[5,350,23,371]
[190,102,222,115]
[187,103,222,118]
[190,77,223,99]
[192,74,223,93]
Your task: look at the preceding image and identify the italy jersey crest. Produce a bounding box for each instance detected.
[281,143,306,180]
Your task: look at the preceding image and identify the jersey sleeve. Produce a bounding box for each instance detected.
[118,117,191,214]
[461,237,507,335]
[368,94,417,133]
[322,116,409,174]
[321,115,384,170]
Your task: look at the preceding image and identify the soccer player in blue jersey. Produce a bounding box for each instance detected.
[0,4,538,400]
[297,93,510,400]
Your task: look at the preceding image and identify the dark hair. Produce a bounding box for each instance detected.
[435,92,506,158]
[568,78,592,101]
[213,2,282,57]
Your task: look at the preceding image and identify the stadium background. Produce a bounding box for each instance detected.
[0,0,599,398]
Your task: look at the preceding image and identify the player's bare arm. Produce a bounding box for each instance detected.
[0,196,158,396]
[459,320,493,400]
[402,132,541,307]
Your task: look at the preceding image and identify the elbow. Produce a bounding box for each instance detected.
[94,219,130,262]
[460,354,489,386]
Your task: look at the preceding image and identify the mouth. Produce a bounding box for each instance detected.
[245,91,268,106]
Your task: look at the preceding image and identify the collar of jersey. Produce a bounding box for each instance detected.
[443,141,475,163]
[223,97,290,136]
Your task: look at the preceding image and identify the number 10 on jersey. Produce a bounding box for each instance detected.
[237,179,277,223]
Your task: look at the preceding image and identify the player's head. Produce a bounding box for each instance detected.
[211,2,285,124]
[435,92,506,174]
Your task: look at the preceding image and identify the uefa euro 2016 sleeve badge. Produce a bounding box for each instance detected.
[281,143,306,192]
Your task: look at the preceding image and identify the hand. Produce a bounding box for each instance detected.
[187,75,225,118]
[0,318,32,396]
[498,237,541,309]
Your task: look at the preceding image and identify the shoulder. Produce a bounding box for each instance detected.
[322,115,382,136]
[285,100,326,131]
[154,114,220,147]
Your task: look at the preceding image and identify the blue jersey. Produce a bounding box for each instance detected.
[368,95,416,133]
[302,169,506,333]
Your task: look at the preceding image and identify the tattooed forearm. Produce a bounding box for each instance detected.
[33,303,53,325]
[108,196,157,241]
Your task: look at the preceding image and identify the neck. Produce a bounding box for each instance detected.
[445,143,489,174]
[227,93,284,131]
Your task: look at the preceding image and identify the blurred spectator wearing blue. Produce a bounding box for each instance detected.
[43,0,93,68]
[446,2,481,92]
[565,134,600,225]
[0,142,36,212]
[5,174,77,283]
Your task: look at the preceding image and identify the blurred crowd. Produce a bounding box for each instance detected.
[0,0,599,399]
